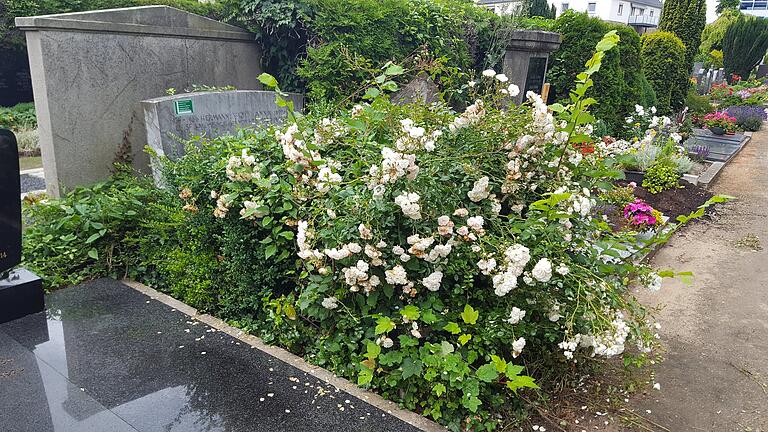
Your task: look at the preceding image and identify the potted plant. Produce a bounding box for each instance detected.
[702,111,737,135]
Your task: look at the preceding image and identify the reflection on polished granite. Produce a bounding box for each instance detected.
[0,279,422,432]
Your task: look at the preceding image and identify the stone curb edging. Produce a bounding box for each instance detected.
[121,279,446,432]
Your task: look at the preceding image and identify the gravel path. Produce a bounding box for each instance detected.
[623,129,768,430]
[20,173,46,194]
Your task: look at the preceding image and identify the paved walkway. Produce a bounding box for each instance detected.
[625,128,768,430]
[0,280,430,432]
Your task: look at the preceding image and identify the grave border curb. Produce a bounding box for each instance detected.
[121,279,446,432]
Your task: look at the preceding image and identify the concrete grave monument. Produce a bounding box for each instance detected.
[16,6,262,197]
[501,30,562,104]
[142,90,304,166]
[0,129,44,324]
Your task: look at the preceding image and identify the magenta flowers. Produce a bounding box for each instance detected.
[623,199,661,228]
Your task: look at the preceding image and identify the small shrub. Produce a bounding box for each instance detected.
[600,184,635,208]
[724,105,766,131]
[685,90,713,115]
[670,153,695,174]
[0,102,36,130]
[642,159,680,193]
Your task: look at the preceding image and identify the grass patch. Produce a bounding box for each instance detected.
[19,156,42,171]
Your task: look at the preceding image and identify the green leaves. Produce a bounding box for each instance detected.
[257,73,278,89]
[460,305,478,325]
[443,322,461,334]
[375,316,396,335]
[400,305,420,321]
[476,364,499,383]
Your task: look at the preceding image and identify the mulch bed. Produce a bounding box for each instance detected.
[618,179,714,220]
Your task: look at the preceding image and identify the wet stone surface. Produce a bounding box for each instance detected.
[0,279,422,432]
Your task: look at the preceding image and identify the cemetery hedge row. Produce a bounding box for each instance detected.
[0,0,223,49]
[547,11,657,136]
[21,34,723,430]
[223,0,553,102]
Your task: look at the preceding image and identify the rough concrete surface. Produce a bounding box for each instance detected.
[593,126,768,431]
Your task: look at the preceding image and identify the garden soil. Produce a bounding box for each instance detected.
[580,127,768,431]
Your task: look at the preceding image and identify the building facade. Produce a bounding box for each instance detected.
[740,0,768,18]
[477,0,662,34]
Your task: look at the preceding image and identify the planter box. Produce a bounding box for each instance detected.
[624,170,645,184]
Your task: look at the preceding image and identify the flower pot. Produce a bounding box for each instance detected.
[624,170,645,184]
[709,126,725,135]
[725,131,736,136]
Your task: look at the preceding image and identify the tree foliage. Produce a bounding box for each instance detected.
[526,0,555,18]
[723,15,768,79]
[659,0,706,71]
[716,0,740,14]
[641,31,688,114]
[548,11,654,135]
[699,9,739,55]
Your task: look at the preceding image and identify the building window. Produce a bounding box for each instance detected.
[650,9,654,16]
[588,2,596,12]
[618,4,624,14]
[562,2,569,11]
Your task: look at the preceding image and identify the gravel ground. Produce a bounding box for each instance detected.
[20,173,46,194]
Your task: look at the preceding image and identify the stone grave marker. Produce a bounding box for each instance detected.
[0,129,44,324]
[142,90,304,170]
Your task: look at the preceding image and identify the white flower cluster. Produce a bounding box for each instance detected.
[642,272,662,292]
[531,257,552,283]
[487,244,531,296]
[342,260,381,294]
[589,313,630,357]
[395,119,441,152]
[321,296,339,310]
[296,220,323,261]
[226,149,259,182]
[277,123,341,194]
[212,192,232,219]
[512,337,526,358]
[449,99,486,132]
[239,199,268,220]
[368,147,418,196]
[394,192,422,220]
[421,270,443,291]
[312,117,346,147]
[506,307,526,324]
[467,176,491,202]
[558,334,582,360]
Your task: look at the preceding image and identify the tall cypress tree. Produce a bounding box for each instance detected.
[659,0,707,73]
[527,0,552,18]
[723,15,768,79]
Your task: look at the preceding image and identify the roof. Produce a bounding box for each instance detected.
[15,6,252,41]
[630,0,663,8]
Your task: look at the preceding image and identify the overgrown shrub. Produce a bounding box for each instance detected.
[223,0,552,103]
[21,33,724,431]
[641,31,688,114]
[723,15,768,80]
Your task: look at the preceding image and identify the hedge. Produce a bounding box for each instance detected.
[547,11,654,135]
[1,0,223,49]
[641,31,688,114]
[224,0,554,102]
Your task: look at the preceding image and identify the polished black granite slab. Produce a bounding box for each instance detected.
[0,279,423,432]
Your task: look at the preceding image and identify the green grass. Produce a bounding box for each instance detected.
[19,156,42,171]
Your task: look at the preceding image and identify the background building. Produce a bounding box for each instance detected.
[739,0,768,17]
[477,0,662,33]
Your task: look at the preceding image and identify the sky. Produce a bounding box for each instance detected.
[706,0,719,23]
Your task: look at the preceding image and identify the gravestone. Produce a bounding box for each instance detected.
[391,73,440,105]
[142,90,304,179]
[501,30,562,104]
[0,129,44,324]
[757,64,768,79]
[16,6,263,197]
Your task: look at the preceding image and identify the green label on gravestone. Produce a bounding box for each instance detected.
[174,99,194,116]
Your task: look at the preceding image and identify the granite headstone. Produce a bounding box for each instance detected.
[0,129,22,274]
[0,129,44,324]
[143,90,304,160]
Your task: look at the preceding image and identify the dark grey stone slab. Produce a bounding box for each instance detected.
[0,129,22,273]
[0,268,44,324]
[0,328,139,432]
[0,280,423,432]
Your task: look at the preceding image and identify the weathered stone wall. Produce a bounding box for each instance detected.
[16,6,262,197]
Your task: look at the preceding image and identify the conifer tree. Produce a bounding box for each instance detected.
[723,15,768,79]
[659,0,707,72]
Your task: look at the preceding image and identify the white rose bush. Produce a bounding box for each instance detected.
[158,33,727,430]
